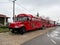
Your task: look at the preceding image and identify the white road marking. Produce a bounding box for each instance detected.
[47,34,49,37]
[50,39,56,44]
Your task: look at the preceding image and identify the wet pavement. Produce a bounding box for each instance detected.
[22,27,60,45]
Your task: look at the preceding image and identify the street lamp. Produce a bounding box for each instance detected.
[12,0,16,22]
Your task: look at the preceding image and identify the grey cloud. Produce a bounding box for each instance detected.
[0,0,60,22]
[17,0,60,6]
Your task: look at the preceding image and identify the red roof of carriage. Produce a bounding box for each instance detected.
[17,13,34,18]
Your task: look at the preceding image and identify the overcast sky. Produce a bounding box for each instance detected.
[0,0,60,22]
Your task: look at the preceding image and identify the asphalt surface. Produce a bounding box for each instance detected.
[22,27,60,45]
[0,27,56,45]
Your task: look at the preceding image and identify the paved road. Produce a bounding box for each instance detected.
[22,27,60,45]
[0,27,55,45]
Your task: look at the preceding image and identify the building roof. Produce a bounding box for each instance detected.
[0,14,9,18]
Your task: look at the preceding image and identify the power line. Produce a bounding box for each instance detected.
[16,3,33,14]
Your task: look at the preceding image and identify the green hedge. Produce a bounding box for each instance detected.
[0,28,9,33]
[0,26,8,29]
[0,26,9,33]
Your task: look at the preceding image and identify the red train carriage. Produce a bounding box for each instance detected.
[9,13,55,34]
[48,20,56,27]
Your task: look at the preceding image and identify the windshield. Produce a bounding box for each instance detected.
[16,17,27,21]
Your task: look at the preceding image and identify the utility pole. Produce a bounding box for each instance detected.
[12,0,16,22]
[37,12,39,17]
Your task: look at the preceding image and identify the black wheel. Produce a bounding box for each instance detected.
[41,26,46,30]
[20,27,26,35]
[11,29,15,33]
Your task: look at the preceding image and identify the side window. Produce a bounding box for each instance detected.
[32,18,40,21]
[32,18,35,21]
[48,21,50,24]
[50,21,54,24]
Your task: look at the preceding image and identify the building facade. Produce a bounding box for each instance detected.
[0,14,9,26]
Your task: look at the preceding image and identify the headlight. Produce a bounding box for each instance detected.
[15,24,24,28]
[20,24,24,26]
[15,26,19,28]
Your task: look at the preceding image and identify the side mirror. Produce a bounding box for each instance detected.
[27,18,29,21]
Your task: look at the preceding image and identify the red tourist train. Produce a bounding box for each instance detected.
[9,13,56,34]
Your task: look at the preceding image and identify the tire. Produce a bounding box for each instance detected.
[20,27,26,35]
[11,29,15,33]
[41,26,46,30]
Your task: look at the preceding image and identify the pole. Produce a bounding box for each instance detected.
[13,1,15,22]
[37,12,39,17]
